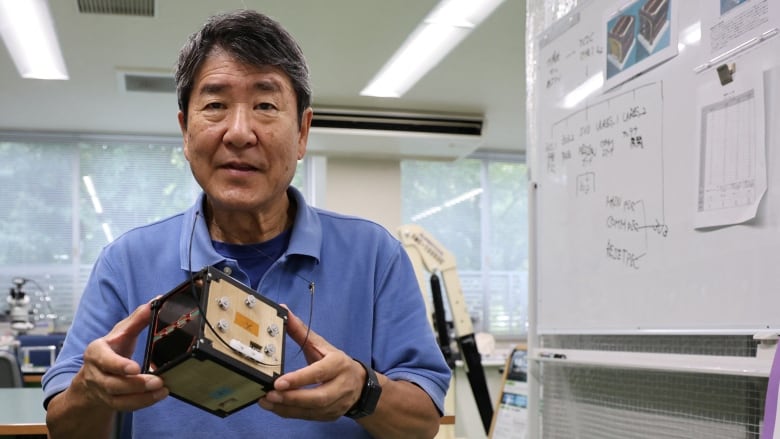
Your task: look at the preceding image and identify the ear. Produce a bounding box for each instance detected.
[296,108,313,160]
[178,111,190,161]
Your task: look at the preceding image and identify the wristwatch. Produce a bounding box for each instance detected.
[345,358,382,419]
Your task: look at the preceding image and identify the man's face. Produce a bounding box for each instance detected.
[179,49,312,215]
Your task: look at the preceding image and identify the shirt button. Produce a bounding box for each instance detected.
[223,266,233,275]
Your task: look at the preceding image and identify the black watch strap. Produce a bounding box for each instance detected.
[345,358,382,419]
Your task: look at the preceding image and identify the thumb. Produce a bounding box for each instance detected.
[282,305,328,363]
[105,301,153,358]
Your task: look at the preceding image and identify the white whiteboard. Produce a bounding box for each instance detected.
[531,0,780,333]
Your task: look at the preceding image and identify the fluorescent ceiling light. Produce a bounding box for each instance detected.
[411,188,483,222]
[678,21,701,52]
[361,0,504,98]
[681,21,702,46]
[562,73,604,109]
[0,0,68,80]
[101,223,114,243]
[82,176,104,214]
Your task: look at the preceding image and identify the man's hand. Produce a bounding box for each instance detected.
[76,301,169,410]
[257,306,365,421]
[46,301,169,439]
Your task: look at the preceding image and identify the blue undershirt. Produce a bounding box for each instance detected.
[211,228,291,290]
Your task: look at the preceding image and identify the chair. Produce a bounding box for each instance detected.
[0,350,23,388]
[17,333,66,371]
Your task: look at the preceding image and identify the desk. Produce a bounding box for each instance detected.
[0,388,47,436]
[23,373,43,385]
[21,365,47,386]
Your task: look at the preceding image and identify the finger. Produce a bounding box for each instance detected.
[87,372,168,412]
[106,302,153,345]
[275,354,340,391]
[84,338,139,377]
[80,341,168,411]
[281,305,307,344]
[104,301,154,359]
[260,383,348,422]
[85,301,155,376]
[282,305,327,359]
[106,387,169,412]
[261,358,359,421]
[84,364,163,397]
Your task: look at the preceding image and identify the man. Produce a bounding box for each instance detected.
[42,10,451,438]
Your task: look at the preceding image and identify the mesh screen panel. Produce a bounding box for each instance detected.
[539,335,767,438]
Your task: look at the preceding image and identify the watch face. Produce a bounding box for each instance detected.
[363,371,382,410]
[346,359,382,419]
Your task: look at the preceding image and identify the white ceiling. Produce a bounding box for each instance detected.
[0,0,526,159]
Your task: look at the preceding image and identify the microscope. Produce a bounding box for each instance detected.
[7,277,34,334]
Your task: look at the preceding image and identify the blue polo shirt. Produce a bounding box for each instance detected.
[42,187,450,438]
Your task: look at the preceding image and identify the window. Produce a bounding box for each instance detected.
[0,135,307,331]
[401,156,528,338]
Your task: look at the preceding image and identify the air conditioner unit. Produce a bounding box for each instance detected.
[308,108,484,160]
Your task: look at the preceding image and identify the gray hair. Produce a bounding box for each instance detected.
[175,9,312,127]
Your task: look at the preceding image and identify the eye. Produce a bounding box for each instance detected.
[256,102,277,111]
[205,102,225,110]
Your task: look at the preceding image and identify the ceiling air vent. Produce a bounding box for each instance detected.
[77,0,155,17]
[117,69,174,93]
[312,108,482,136]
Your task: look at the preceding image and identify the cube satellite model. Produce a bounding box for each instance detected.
[143,266,287,417]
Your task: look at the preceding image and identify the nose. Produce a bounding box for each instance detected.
[222,105,258,148]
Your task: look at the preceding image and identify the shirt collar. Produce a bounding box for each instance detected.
[178,187,322,272]
[286,185,322,263]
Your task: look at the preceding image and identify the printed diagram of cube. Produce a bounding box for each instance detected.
[639,0,669,47]
[608,14,635,65]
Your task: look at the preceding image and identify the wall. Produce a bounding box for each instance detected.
[324,156,402,233]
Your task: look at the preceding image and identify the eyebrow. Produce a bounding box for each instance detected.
[198,78,283,96]
[254,79,282,93]
[199,83,227,95]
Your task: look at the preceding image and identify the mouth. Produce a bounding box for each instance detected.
[221,161,259,172]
